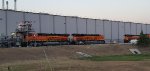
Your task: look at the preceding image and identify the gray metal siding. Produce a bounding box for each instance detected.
[137,24,142,35]
[66,17,77,34]
[96,20,104,35]
[41,14,53,33]
[0,10,6,35]
[131,23,137,35]
[146,24,150,34]
[77,18,86,34]
[1,10,150,44]
[112,21,119,42]
[119,22,125,43]
[142,24,147,34]
[7,11,24,35]
[87,19,95,34]
[49,15,54,33]
[54,16,66,34]
[25,13,40,33]
[104,20,111,43]
[124,22,131,34]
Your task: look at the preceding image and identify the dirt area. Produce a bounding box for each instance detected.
[0,44,150,71]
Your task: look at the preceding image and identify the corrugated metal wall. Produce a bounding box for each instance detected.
[104,20,111,43]
[77,18,87,34]
[136,23,142,35]
[66,17,77,34]
[87,19,96,34]
[41,14,53,33]
[131,23,137,35]
[112,21,119,42]
[96,20,104,35]
[146,24,150,34]
[7,11,24,35]
[0,10,6,35]
[54,16,66,34]
[142,24,147,34]
[124,22,131,35]
[118,22,125,43]
[24,12,40,33]
[1,9,150,43]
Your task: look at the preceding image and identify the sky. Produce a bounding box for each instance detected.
[0,0,150,24]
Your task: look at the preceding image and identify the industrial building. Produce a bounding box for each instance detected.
[0,9,150,43]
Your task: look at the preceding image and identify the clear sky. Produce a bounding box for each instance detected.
[1,0,150,23]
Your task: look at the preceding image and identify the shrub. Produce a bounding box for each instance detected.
[137,31,150,47]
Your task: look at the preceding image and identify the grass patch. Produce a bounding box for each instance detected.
[81,54,150,61]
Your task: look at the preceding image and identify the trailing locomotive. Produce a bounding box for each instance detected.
[0,21,105,47]
[124,35,140,43]
[25,33,70,46]
[124,34,150,43]
[71,34,105,44]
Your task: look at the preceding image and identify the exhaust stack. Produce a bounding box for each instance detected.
[14,0,17,10]
[6,1,8,10]
[2,0,5,9]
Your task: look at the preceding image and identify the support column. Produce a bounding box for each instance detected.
[103,20,105,36]
[118,22,120,43]
[76,17,78,34]
[146,24,148,34]
[5,10,8,35]
[64,16,67,34]
[130,22,131,35]
[136,23,137,35]
[111,21,112,42]
[124,22,126,35]
[95,19,97,34]
[86,18,88,34]
[23,12,25,22]
[39,14,41,33]
[53,15,55,34]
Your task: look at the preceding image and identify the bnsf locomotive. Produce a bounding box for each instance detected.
[0,21,105,47]
[124,35,140,43]
[124,34,150,43]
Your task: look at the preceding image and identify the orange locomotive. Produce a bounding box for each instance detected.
[124,34,150,43]
[25,33,69,42]
[124,35,140,43]
[24,33,105,45]
[71,34,105,44]
[24,33,69,46]
[14,21,70,46]
[9,21,105,47]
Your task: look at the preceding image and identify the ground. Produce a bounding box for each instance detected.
[0,44,150,71]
